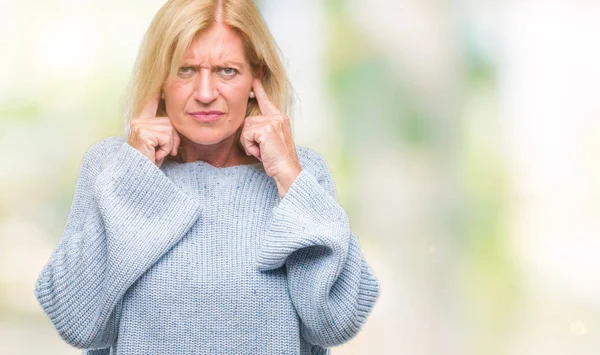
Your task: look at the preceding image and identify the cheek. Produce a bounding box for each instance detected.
[164,81,194,111]
[168,81,193,96]
[219,81,250,114]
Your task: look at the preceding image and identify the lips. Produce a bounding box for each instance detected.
[189,111,225,122]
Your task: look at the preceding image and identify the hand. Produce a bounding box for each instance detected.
[240,78,302,198]
[127,93,181,168]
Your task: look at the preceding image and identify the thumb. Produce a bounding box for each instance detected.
[171,130,181,156]
[156,156,165,168]
[155,144,170,164]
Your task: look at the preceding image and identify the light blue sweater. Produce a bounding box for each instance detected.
[35,136,380,355]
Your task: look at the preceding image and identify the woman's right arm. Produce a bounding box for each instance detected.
[34,136,201,350]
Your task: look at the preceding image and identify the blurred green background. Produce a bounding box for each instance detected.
[2,0,600,354]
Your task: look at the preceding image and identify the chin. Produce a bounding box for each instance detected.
[184,130,236,146]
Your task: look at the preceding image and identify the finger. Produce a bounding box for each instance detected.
[154,132,172,162]
[170,129,180,156]
[243,115,271,127]
[240,117,270,160]
[156,156,165,167]
[242,136,261,160]
[240,127,262,161]
[252,78,279,116]
[132,118,173,132]
[139,93,161,118]
[240,128,260,156]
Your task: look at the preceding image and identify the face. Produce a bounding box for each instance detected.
[162,24,254,146]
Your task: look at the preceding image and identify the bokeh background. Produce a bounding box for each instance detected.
[1,0,600,354]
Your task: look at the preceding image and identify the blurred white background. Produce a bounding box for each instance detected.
[1,0,599,354]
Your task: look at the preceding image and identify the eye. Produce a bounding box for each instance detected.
[218,67,237,78]
[177,66,195,77]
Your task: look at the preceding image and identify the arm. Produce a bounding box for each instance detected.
[256,150,380,348]
[34,137,201,349]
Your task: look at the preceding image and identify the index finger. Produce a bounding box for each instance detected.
[252,78,279,116]
[139,92,161,118]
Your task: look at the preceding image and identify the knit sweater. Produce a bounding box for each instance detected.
[35,135,380,355]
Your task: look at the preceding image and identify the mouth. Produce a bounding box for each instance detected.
[188,111,225,122]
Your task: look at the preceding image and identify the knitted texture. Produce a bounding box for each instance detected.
[35,136,380,355]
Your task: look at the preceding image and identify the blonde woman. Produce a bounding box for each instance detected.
[34,0,380,354]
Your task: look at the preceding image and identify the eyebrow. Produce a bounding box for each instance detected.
[180,60,246,68]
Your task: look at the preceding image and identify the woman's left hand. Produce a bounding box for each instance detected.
[240,78,302,198]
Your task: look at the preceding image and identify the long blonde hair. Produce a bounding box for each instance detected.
[123,0,293,139]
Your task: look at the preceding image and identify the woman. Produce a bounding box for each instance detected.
[35,0,380,354]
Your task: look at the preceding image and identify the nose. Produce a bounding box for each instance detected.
[193,69,218,104]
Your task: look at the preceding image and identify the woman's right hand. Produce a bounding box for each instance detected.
[127,93,180,168]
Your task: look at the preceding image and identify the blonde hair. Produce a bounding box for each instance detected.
[123,0,293,139]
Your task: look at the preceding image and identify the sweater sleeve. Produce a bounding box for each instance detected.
[256,151,380,348]
[34,137,202,350]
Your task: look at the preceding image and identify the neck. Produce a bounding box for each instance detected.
[174,130,258,167]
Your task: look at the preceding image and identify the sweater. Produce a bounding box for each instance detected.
[34,135,380,355]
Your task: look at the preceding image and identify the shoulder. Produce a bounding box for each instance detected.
[295,144,339,199]
[68,136,127,195]
[296,145,331,178]
[86,135,126,156]
[81,135,126,171]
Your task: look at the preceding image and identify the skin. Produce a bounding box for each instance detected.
[127,23,301,198]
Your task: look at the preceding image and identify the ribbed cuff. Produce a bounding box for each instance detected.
[257,169,350,271]
[355,260,380,324]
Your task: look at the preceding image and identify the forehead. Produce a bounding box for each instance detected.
[182,24,247,63]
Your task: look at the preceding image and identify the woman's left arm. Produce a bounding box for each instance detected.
[256,150,380,348]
